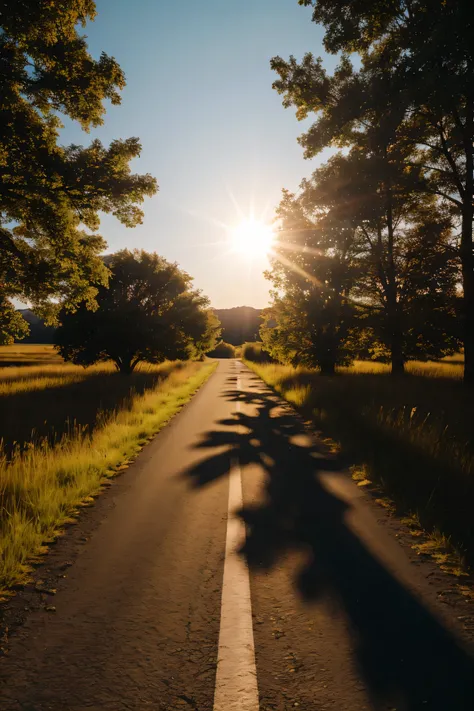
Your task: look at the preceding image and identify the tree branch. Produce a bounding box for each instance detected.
[437,120,465,198]
[430,189,463,208]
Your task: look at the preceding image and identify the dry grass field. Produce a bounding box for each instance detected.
[0,343,64,367]
[0,344,216,593]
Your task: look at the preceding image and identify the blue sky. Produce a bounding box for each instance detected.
[63,0,335,308]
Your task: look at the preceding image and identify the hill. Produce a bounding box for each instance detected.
[214,306,263,345]
[16,309,56,344]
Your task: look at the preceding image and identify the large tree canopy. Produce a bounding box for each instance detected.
[55,250,220,374]
[265,171,460,373]
[291,1,474,379]
[0,0,157,342]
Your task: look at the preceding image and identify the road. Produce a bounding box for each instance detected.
[1,359,474,710]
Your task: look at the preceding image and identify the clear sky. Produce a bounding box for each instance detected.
[62,0,335,309]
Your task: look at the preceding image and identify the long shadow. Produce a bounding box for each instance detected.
[275,371,474,563]
[184,379,474,710]
[0,366,177,454]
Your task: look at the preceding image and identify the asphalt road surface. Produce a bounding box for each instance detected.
[1,360,474,710]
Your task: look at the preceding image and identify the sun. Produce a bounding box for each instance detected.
[229,218,275,258]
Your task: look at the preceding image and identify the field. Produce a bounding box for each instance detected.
[245,358,474,567]
[0,345,216,593]
[0,343,64,367]
[341,357,464,379]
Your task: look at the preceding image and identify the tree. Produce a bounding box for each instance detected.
[296,1,474,380]
[264,148,460,373]
[262,190,356,374]
[305,152,460,370]
[55,251,220,374]
[0,1,157,342]
[271,40,460,373]
[261,290,355,374]
[0,296,29,345]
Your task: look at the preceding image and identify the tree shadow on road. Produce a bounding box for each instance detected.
[184,374,474,711]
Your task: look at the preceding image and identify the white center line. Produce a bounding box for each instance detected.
[213,371,259,711]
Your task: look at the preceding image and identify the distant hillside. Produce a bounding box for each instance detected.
[16,309,56,344]
[214,306,263,345]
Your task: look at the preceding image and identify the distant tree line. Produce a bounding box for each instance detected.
[262,0,474,382]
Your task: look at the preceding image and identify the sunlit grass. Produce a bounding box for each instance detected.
[340,358,464,379]
[0,360,216,594]
[0,360,177,395]
[0,342,191,404]
[0,344,62,367]
[245,359,474,564]
[1,359,191,457]
[0,365,98,395]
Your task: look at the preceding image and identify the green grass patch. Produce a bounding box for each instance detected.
[0,360,216,595]
[244,360,474,567]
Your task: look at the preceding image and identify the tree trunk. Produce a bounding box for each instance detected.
[390,330,405,376]
[320,359,336,376]
[461,98,474,384]
[115,357,137,374]
[461,203,474,383]
[384,168,405,376]
[387,301,405,376]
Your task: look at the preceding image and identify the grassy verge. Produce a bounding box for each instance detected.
[244,361,474,566]
[0,360,216,595]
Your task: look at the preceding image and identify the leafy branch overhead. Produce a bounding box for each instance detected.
[0,0,157,341]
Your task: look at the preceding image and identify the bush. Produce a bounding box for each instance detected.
[242,342,274,363]
[207,341,236,358]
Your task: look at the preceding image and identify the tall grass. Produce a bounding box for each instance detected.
[0,362,111,396]
[245,360,474,564]
[0,361,216,593]
[0,344,62,367]
[0,361,184,455]
[0,361,177,394]
[341,359,464,379]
